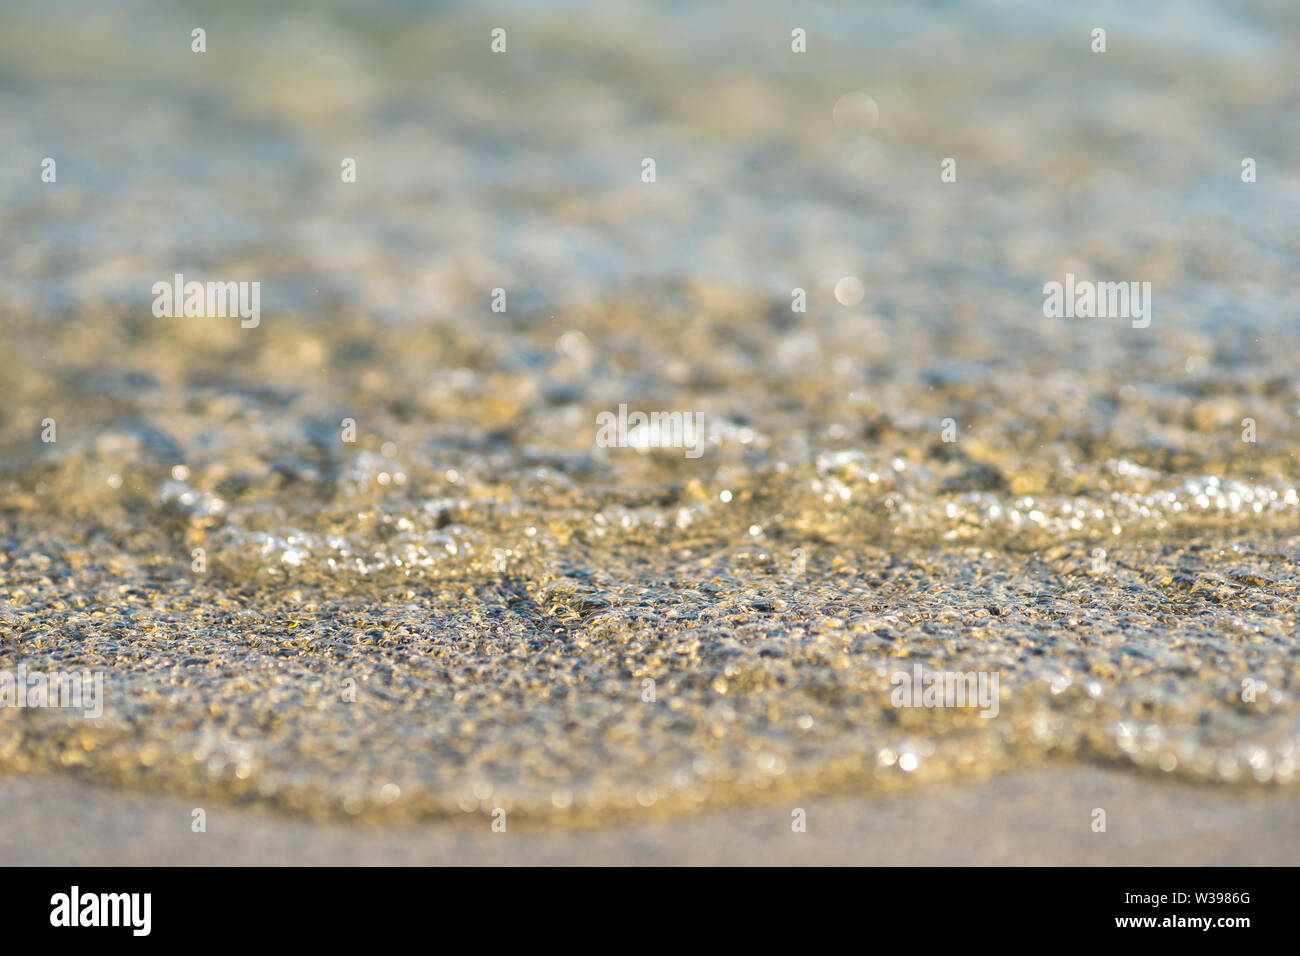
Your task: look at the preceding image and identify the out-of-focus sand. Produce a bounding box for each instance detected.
[2,767,1293,866]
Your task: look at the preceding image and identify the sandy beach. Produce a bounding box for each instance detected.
[2,0,1298,865]
[3,766,1296,866]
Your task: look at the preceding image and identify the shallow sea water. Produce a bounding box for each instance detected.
[1,0,1299,825]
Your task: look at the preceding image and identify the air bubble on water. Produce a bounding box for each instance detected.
[834,275,865,306]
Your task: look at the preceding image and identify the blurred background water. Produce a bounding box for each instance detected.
[3,0,1297,325]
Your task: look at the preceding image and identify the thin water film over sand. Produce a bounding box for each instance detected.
[1,1,1299,833]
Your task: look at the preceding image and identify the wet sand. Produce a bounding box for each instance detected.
[2,1,1299,859]
[2,766,1295,865]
